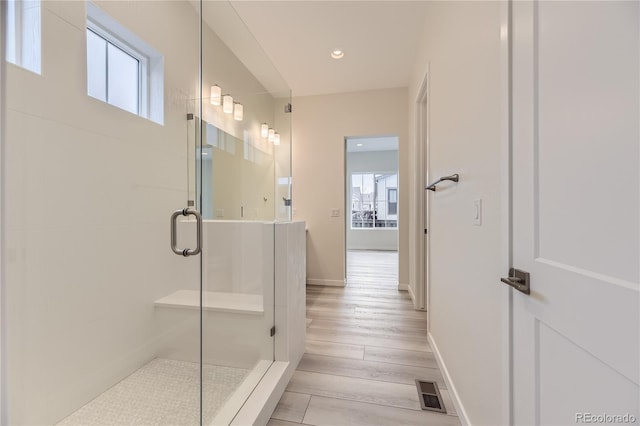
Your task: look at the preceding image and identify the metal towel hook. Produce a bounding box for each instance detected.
[426,174,459,192]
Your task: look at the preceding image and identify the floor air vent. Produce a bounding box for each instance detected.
[415,380,446,413]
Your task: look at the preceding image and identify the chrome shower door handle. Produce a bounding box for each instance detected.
[170,208,202,257]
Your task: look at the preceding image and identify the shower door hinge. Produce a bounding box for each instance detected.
[284,103,292,113]
[270,326,276,336]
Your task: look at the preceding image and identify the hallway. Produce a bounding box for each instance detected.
[268,251,460,426]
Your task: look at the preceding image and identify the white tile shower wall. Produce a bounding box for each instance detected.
[154,309,273,369]
[159,220,288,369]
[4,1,279,424]
[202,221,274,295]
[158,220,275,367]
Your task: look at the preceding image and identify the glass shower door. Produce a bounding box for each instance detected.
[2,0,207,424]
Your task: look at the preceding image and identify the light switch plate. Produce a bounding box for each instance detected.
[215,209,224,218]
[331,208,340,217]
[473,199,482,226]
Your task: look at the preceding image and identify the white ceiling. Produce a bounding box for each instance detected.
[228,1,429,97]
[346,136,398,152]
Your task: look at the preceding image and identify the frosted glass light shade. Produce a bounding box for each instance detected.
[274,133,281,146]
[233,103,243,121]
[210,85,221,105]
[222,94,233,114]
[261,123,269,138]
[268,128,275,142]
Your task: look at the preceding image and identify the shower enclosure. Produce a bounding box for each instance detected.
[1,0,297,424]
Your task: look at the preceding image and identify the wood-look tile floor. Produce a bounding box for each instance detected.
[268,250,460,426]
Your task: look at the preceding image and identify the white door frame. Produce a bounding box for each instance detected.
[343,137,348,285]
[344,136,401,283]
[499,1,513,425]
[415,67,429,313]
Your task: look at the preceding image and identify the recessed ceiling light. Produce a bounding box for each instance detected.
[331,49,345,59]
[356,143,363,147]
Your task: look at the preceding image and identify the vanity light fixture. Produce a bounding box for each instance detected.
[233,103,243,121]
[222,94,234,114]
[331,49,345,59]
[356,143,363,147]
[210,85,221,105]
[268,128,275,142]
[261,123,269,138]
[274,133,281,146]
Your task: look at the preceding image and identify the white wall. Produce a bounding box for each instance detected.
[346,150,398,251]
[408,2,504,425]
[292,88,409,287]
[3,2,280,424]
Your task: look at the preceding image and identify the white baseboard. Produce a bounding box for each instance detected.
[428,333,471,426]
[398,283,409,291]
[408,284,416,304]
[306,278,345,287]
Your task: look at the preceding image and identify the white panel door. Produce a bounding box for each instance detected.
[510,1,639,425]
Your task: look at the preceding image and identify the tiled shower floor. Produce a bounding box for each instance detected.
[56,358,249,426]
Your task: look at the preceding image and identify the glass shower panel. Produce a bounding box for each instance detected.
[199,1,292,222]
[199,1,292,423]
[274,93,293,222]
[3,1,204,424]
[3,0,293,424]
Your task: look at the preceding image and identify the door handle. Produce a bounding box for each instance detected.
[501,268,530,294]
[170,208,202,257]
[426,174,459,191]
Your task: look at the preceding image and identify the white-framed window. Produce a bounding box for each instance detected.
[351,172,398,229]
[86,2,164,124]
[5,0,41,74]
[86,28,140,115]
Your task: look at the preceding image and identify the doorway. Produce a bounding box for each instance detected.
[344,136,399,288]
